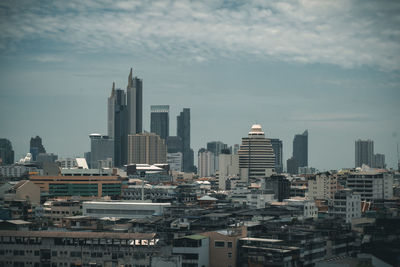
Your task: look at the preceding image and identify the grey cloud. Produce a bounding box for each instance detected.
[0,0,399,71]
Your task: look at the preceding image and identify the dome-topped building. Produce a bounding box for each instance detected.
[238,124,275,181]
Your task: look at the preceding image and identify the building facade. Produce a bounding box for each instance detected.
[207,141,228,171]
[167,152,183,172]
[270,138,283,173]
[150,105,169,140]
[0,138,14,165]
[355,139,374,167]
[331,189,361,223]
[346,170,393,201]
[218,153,239,190]
[198,149,215,178]
[177,108,194,172]
[127,133,167,165]
[238,124,275,181]
[89,134,114,169]
[127,68,143,135]
[293,130,308,168]
[29,136,46,161]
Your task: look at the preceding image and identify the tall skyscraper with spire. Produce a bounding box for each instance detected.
[107,68,143,167]
[127,68,143,134]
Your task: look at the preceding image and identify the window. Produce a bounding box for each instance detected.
[228,252,232,258]
[215,241,225,248]
[52,251,57,256]
[227,242,233,248]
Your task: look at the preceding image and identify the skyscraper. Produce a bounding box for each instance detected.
[177,108,193,172]
[207,141,228,171]
[0,138,14,165]
[112,88,128,167]
[89,134,114,169]
[127,68,143,134]
[127,133,166,165]
[198,148,215,178]
[107,82,116,139]
[238,124,275,181]
[30,136,46,161]
[166,136,183,153]
[293,130,308,168]
[150,105,169,140]
[373,153,385,169]
[270,138,283,173]
[355,139,374,167]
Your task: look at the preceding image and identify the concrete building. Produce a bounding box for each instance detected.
[308,172,340,200]
[207,141,228,171]
[0,138,14,165]
[43,199,81,225]
[127,133,167,165]
[166,136,183,153]
[3,180,40,205]
[238,124,275,181]
[202,226,247,267]
[355,139,374,167]
[284,197,318,219]
[83,201,171,219]
[122,185,177,202]
[263,174,291,202]
[36,153,58,168]
[177,108,194,172]
[286,156,298,174]
[346,169,393,201]
[30,168,121,197]
[127,68,143,135]
[150,105,169,140]
[373,153,386,169]
[331,189,361,223]
[89,133,114,169]
[0,165,43,178]
[167,152,183,172]
[198,149,215,178]
[173,234,209,267]
[218,152,239,190]
[270,138,283,173]
[293,130,308,169]
[112,87,128,167]
[0,231,159,267]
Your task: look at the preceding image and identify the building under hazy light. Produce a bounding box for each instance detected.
[238,124,275,181]
[355,139,374,167]
[127,133,167,165]
[150,105,169,140]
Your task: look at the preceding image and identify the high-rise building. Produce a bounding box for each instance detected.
[207,141,228,171]
[286,157,298,174]
[293,130,308,168]
[270,138,283,173]
[107,82,116,139]
[166,136,183,153]
[355,139,374,167]
[150,105,169,140]
[238,124,275,181]
[127,133,166,165]
[167,152,183,172]
[89,134,114,169]
[218,151,239,190]
[177,108,193,172]
[373,153,386,169]
[198,148,215,178]
[30,136,46,161]
[127,68,143,135]
[113,88,128,167]
[0,138,14,165]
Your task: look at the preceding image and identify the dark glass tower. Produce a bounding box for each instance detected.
[177,108,193,172]
[270,138,283,173]
[113,89,128,167]
[127,68,143,134]
[293,130,308,168]
[150,105,169,140]
[0,138,14,165]
[30,136,46,161]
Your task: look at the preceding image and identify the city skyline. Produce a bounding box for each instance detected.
[0,0,399,171]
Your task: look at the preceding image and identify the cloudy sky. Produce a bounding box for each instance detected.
[0,0,399,171]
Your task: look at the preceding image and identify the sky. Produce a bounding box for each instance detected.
[0,0,399,171]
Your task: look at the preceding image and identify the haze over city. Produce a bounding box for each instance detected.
[0,0,399,170]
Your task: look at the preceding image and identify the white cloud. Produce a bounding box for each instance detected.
[0,0,399,70]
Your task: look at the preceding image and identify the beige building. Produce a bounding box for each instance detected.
[202,226,247,267]
[308,172,340,200]
[3,180,40,205]
[43,199,81,225]
[127,133,166,165]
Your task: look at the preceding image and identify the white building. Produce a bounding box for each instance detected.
[198,149,215,177]
[347,168,393,201]
[56,158,88,169]
[173,235,209,267]
[82,201,171,219]
[218,153,239,190]
[331,189,361,223]
[238,124,275,181]
[284,197,318,219]
[0,165,43,178]
[167,152,183,172]
[308,172,339,200]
